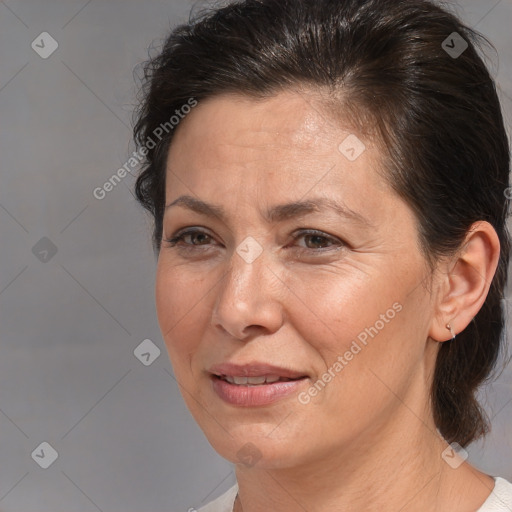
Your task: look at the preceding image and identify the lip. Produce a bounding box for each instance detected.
[209,362,308,379]
[209,362,309,407]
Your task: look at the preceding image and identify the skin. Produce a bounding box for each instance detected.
[155,90,500,512]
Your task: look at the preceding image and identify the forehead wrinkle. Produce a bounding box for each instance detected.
[165,194,373,229]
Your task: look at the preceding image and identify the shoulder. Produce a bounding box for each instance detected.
[477,477,512,511]
[196,484,238,512]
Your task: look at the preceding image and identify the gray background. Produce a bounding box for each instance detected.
[0,0,511,510]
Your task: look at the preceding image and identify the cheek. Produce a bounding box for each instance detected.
[283,265,423,412]
[283,266,399,358]
[155,260,212,364]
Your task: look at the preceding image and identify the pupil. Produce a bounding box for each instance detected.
[308,235,326,248]
[194,234,207,244]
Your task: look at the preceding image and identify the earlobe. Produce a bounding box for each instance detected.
[445,323,456,341]
[429,221,500,343]
[431,320,458,343]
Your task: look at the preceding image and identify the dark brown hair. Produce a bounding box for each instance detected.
[133,0,510,447]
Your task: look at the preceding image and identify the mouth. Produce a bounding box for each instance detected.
[212,374,307,386]
[208,362,310,406]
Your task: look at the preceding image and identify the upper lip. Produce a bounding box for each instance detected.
[209,362,308,379]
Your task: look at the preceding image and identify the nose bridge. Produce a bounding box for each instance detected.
[212,238,283,338]
[220,238,268,311]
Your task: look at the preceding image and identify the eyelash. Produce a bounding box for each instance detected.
[163,228,344,254]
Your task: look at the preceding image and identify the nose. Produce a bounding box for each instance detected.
[211,245,284,340]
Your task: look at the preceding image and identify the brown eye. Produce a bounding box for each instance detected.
[183,232,211,245]
[302,234,332,249]
[292,230,341,251]
[164,229,215,247]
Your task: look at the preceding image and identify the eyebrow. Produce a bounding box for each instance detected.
[165,194,372,227]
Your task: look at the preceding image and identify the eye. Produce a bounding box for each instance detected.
[162,227,344,254]
[163,228,216,248]
[290,229,343,251]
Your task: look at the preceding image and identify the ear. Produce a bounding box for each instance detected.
[429,221,501,342]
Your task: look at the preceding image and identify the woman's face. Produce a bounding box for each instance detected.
[156,90,439,469]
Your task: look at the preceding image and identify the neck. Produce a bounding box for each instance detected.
[232,409,492,512]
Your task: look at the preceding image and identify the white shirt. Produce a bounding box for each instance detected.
[197,477,512,511]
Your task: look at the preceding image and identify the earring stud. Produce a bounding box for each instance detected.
[446,323,456,341]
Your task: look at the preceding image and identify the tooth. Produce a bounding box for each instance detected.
[224,375,295,385]
[247,376,267,385]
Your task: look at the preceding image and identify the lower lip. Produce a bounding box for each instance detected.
[211,375,308,406]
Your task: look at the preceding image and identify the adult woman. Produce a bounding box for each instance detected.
[133,0,512,510]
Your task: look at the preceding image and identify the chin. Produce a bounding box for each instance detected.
[201,423,309,470]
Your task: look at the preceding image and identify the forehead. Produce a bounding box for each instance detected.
[164,90,394,227]
[173,92,339,158]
